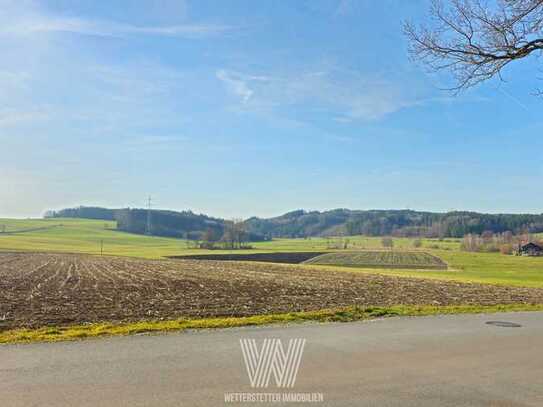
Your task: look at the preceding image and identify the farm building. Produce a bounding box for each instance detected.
[518,243,543,256]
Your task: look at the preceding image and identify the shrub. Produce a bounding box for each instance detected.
[483,244,499,253]
[500,244,514,255]
[381,237,394,249]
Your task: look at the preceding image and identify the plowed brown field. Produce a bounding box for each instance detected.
[1,252,542,329]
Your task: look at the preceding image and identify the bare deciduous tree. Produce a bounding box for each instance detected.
[222,219,248,249]
[381,237,394,250]
[404,0,543,93]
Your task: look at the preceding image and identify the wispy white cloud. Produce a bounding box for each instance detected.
[216,67,424,121]
[0,1,231,134]
[1,16,233,38]
[341,87,418,121]
[0,2,198,136]
[216,70,255,103]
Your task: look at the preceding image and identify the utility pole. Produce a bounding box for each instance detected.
[145,195,152,235]
[100,239,103,256]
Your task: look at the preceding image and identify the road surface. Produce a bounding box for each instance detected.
[1,312,543,406]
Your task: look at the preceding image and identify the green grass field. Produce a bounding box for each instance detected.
[0,218,190,258]
[1,217,542,288]
[307,250,543,288]
[0,218,460,257]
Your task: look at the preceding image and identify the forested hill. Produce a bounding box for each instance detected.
[46,206,543,240]
[244,209,543,238]
[46,207,225,240]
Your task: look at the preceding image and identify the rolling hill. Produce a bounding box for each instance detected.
[45,206,543,240]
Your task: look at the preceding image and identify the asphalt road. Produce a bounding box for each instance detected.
[1,312,543,406]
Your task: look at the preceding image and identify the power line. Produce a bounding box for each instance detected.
[145,195,152,235]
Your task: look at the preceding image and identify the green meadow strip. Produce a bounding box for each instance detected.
[2,304,543,345]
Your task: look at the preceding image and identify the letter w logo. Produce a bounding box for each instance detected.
[239,338,306,388]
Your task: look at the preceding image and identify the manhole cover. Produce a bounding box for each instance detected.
[485,321,522,328]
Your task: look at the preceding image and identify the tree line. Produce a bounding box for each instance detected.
[461,231,542,255]
[46,206,543,241]
[46,206,263,244]
[245,209,543,239]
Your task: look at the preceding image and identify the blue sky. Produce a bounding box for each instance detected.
[1,0,542,219]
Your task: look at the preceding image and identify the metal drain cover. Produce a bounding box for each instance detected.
[485,321,522,328]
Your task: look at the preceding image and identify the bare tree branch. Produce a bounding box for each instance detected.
[404,0,543,93]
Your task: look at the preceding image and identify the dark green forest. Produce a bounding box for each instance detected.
[46,206,543,240]
[46,207,224,240]
[244,209,543,238]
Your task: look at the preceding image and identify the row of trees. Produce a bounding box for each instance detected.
[46,206,543,243]
[246,209,543,239]
[461,231,541,254]
[196,219,253,250]
[45,206,266,244]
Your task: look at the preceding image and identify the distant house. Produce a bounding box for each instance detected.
[518,243,543,257]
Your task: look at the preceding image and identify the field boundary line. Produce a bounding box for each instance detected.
[2,304,543,345]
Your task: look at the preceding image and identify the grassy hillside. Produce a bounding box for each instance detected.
[0,218,461,257]
[0,218,189,258]
[1,218,542,288]
[321,250,543,288]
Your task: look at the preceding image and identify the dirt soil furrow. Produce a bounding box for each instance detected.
[0,252,542,330]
